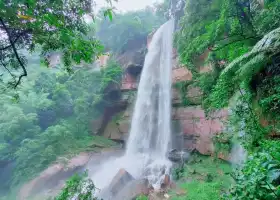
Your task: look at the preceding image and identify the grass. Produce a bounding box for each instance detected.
[170,154,233,200]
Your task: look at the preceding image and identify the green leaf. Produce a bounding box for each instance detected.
[268,169,280,183]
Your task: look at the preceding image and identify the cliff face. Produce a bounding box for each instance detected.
[97,32,228,156]
[170,49,228,155]
[93,39,145,143]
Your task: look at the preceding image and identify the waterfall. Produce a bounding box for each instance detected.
[91,19,175,197]
[126,18,174,159]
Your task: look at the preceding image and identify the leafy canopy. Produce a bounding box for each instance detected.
[96,6,166,53]
[0,56,121,195]
[0,0,114,88]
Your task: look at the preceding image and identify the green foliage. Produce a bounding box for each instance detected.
[174,81,192,106]
[55,171,98,200]
[254,0,280,35]
[169,155,232,200]
[175,1,280,199]
[136,195,149,200]
[176,0,280,68]
[0,57,121,193]
[207,51,270,109]
[205,27,280,148]
[97,7,165,53]
[175,0,280,111]
[224,140,280,200]
[0,0,116,88]
[213,132,233,156]
[258,75,280,120]
[176,0,254,68]
[172,165,185,180]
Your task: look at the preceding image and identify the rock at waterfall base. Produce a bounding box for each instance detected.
[167,149,189,163]
[107,168,134,196]
[114,179,149,200]
[161,174,170,189]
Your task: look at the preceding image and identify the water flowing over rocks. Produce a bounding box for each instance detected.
[97,21,230,165]
[91,18,175,199]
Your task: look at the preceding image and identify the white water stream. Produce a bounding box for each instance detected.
[91,19,175,198]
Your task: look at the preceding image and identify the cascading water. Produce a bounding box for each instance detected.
[91,18,175,198]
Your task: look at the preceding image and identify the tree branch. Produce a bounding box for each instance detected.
[0,30,30,51]
[0,18,27,88]
[0,60,15,79]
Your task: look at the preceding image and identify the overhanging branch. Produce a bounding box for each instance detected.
[0,30,30,51]
[0,60,15,79]
[0,18,27,88]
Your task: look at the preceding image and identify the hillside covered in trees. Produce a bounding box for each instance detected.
[173,0,280,199]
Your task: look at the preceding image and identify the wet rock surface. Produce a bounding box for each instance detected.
[172,106,228,155]
[114,179,149,200]
[167,149,189,163]
[107,168,135,196]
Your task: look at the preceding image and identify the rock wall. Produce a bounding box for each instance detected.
[98,31,228,157]
[172,106,228,155]
[171,54,228,155]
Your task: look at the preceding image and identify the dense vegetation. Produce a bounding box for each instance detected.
[0,55,122,196]
[55,171,98,200]
[96,4,167,53]
[0,0,114,88]
[170,155,232,200]
[0,0,169,199]
[175,0,280,199]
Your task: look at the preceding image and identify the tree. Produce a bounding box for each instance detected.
[55,171,98,200]
[0,0,114,88]
[0,56,122,192]
[176,0,280,67]
[175,0,280,108]
[96,6,165,53]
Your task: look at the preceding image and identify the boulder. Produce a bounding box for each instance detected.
[107,168,135,197]
[167,149,189,163]
[161,175,171,189]
[118,120,131,135]
[114,179,149,200]
[149,191,171,200]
